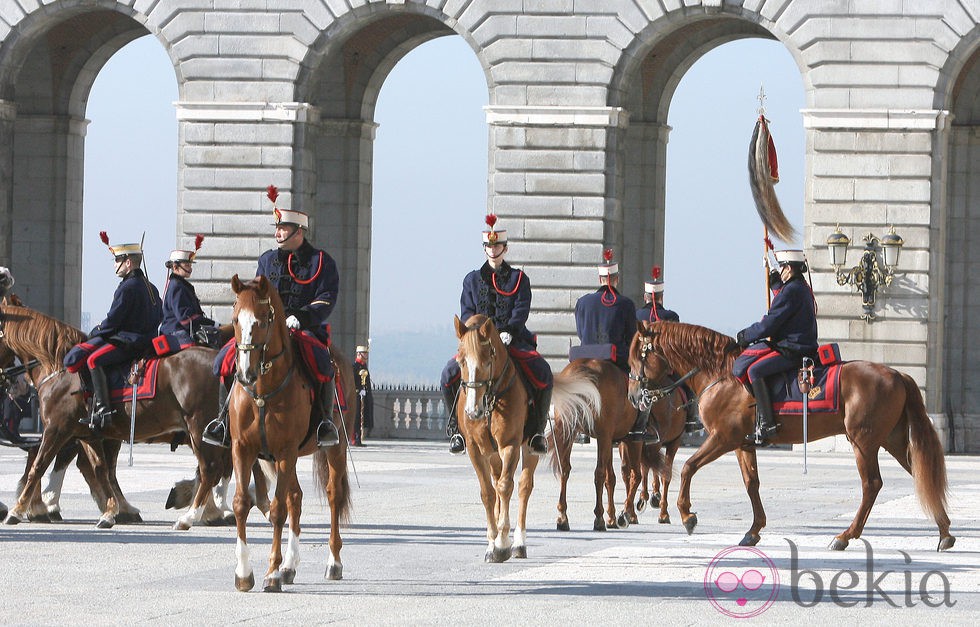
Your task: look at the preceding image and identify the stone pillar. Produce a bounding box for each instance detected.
[485,105,628,366]
[621,121,671,297]
[0,101,15,268]
[9,112,87,323]
[801,108,947,451]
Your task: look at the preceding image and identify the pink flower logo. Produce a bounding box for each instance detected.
[704,546,780,618]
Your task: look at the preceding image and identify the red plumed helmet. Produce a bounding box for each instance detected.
[100,231,110,246]
[485,213,497,228]
[603,248,614,262]
[651,265,661,280]
[267,185,279,204]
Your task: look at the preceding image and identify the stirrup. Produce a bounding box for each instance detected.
[316,421,340,448]
[449,433,465,455]
[202,419,230,448]
[529,434,548,456]
[626,430,660,444]
[749,423,779,446]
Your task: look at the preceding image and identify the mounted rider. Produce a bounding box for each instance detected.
[441,214,552,457]
[636,266,679,323]
[204,186,340,449]
[733,249,818,445]
[160,235,218,348]
[64,233,162,432]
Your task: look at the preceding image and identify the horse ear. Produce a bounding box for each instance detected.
[454,315,466,339]
[478,317,494,339]
[255,275,269,297]
[231,274,243,293]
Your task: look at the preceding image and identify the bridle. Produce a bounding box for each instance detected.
[236,298,286,379]
[628,336,699,411]
[460,336,516,421]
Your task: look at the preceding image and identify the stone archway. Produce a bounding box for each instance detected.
[0,5,171,323]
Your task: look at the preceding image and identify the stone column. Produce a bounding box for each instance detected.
[485,105,629,366]
[0,101,15,268]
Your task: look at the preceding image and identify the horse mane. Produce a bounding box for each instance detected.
[641,321,741,378]
[0,304,87,371]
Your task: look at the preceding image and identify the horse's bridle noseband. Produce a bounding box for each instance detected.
[460,338,516,421]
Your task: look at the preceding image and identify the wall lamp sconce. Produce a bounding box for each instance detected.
[827,225,904,323]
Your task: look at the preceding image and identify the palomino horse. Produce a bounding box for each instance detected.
[628,321,955,551]
[454,314,600,562]
[0,304,232,529]
[227,275,353,592]
[548,358,674,531]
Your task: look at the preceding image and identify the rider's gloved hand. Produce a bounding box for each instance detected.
[285,315,301,330]
[499,331,512,346]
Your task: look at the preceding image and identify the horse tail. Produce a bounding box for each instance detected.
[313,449,352,526]
[547,368,601,477]
[901,373,949,526]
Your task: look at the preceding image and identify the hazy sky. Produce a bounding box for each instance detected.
[82,35,804,376]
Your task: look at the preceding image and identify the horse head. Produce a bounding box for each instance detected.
[455,314,505,421]
[627,321,671,412]
[231,274,284,385]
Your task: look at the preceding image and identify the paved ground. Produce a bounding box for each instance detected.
[0,439,977,624]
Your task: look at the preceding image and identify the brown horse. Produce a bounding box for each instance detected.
[227,275,353,591]
[628,320,955,551]
[0,303,231,529]
[454,314,599,561]
[548,359,674,531]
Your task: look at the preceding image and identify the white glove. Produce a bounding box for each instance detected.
[359,389,366,398]
[285,315,301,330]
[499,331,513,346]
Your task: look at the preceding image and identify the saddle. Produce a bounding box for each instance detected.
[106,358,161,402]
[769,344,844,415]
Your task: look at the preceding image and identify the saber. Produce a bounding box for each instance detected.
[800,357,814,476]
[128,380,138,466]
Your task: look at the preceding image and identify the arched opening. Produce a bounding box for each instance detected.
[610,18,806,334]
[0,8,175,326]
[297,11,490,364]
[81,36,177,329]
[942,39,980,453]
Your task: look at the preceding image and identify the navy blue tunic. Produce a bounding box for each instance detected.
[460,261,535,350]
[160,274,215,335]
[89,268,162,351]
[636,302,680,323]
[738,276,817,357]
[256,240,339,339]
[575,287,636,369]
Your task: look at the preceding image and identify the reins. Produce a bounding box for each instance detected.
[460,336,517,423]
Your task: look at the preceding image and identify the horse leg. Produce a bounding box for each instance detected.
[100,439,142,524]
[733,447,767,546]
[676,433,736,535]
[280,468,304,585]
[513,451,539,558]
[488,445,519,563]
[618,441,641,527]
[6,426,77,524]
[323,444,349,580]
[232,444,256,592]
[176,439,232,530]
[263,457,293,592]
[250,460,272,519]
[830,443,883,551]
[16,444,50,522]
[555,430,572,531]
[469,450,501,562]
[77,440,121,529]
[658,440,680,524]
[590,438,609,531]
[41,442,82,521]
[600,441,618,529]
[636,451,650,514]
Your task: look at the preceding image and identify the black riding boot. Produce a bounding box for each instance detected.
[528,387,552,456]
[316,381,340,448]
[202,382,231,448]
[84,367,118,433]
[751,377,778,444]
[444,384,464,455]
[626,405,661,444]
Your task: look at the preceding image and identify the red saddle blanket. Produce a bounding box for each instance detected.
[770,363,843,415]
[107,359,161,403]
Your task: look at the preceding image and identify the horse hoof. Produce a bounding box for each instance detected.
[281,568,296,585]
[593,520,606,532]
[484,546,512,563]
[165,486,178,510]
[683,514,698,535]
[95,517,115,529]
[115,512,143,525]
[636,499,647,514]
[556,520,570,532]
[658,514,670,524]
[27,512,51,523]
[739,533,760,546]
[47,511,63,523]
[235,573,255,592]
[616,514,629,529]
[326,563,343,580]
[938,536,956,552]
[828,538,849,551]
[628,514,638,525]
[651,492,662,508]
[263,574,282,592]
[222,512,236,525]
[3,513,19,525]
[512,546,527,559]
[173,519,192,531]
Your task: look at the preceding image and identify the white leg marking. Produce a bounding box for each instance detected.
[176,505,204,529]
[514,526,527,549]
[283,529,301,572]
[212,476,231,512]
[42,467,67,512]
[235,538,252,580]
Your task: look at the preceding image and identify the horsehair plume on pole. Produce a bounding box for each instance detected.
[749,86,796,243]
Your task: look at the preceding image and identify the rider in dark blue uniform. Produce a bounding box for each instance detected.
[160,236,216,346]
[204,189,340,448]
[636,266,679,323]
[575,250,655,442]
[64,235,162,432]
[733,249,818,444]
[441,214,553,456]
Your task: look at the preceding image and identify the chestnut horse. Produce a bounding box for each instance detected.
[548,358,674,531]
[0,303,231,529]
[454,314,600,562]
[628,321,955,551]
[227,275,353,592]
